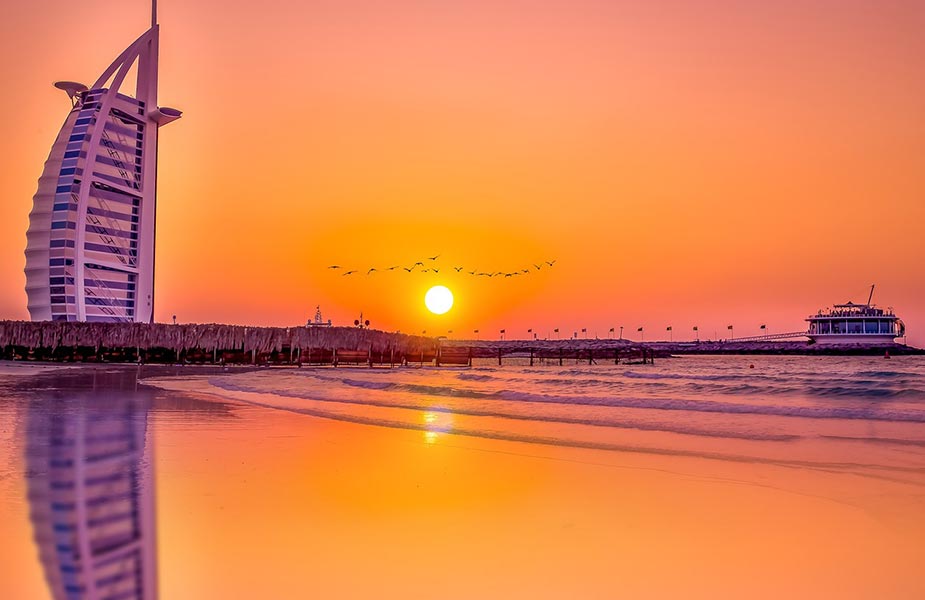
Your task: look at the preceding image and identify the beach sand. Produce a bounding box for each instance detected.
[2,367,925,598]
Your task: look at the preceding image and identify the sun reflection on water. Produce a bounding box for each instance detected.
[422,410,451,444]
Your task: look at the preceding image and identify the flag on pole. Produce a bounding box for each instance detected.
[727,325,733,330]
[581,328,587,333]
[666,326,672,331]
[637,327,643,332]
[474,329,479,334]
[554,328,559,333]
[500,329,505,334]
[760,324,766,330]
[609,327,615,332]
[527,329,533,333]
[693,326,699,331]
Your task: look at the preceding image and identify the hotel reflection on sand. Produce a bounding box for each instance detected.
[25,391,157,600]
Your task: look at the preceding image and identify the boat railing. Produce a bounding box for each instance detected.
[813,309,894,318]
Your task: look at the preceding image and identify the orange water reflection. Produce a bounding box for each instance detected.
[2,366,925,599]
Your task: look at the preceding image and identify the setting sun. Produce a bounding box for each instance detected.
[424,286,454,315]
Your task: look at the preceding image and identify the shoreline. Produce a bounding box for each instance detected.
[1,339,921,371]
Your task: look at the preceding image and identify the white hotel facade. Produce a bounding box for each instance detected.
[24,7,179,323]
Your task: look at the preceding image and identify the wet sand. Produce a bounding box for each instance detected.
[2,367,925,598]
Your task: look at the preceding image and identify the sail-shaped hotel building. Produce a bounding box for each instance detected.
[24,5,180,323]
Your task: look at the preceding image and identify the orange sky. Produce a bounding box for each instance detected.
[1,0,923,344]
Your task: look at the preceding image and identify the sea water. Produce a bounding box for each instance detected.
[3,356,925,598]
[200,355,925,475]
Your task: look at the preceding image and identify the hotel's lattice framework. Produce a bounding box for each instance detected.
[24,12,179,323]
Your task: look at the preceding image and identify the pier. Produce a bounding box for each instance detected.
[0,321,665,367]
[1,321,918,366]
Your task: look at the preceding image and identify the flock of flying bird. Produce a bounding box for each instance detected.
[327,255,557,278]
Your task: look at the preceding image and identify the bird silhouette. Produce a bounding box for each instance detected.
[421,268,431,273]
[387,266,399,271]
[546,260,557,266]
[432,268,440,274]
[427,255,440,261]
[521,269,529,274]
[403,267,413,273]
[468,270,476,275]
[342,270,357,276]
[504,273,513,278]
[367,268,377,275]
[533,264,542,270]
[413,262,424,267]
[454,267,463,272]
[328,265,341,269]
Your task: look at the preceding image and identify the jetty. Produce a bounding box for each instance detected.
[1,321,919,367]
[456,339,920,356]
[0,321,663,366]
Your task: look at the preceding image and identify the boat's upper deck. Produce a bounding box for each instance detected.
[808,302,897,321]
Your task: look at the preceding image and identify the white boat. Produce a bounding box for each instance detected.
[806,286,905,344]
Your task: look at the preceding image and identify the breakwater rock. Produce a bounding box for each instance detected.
[0,320,433,356]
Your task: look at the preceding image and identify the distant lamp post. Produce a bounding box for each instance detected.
[666,325,673,342]
[693,325,699,342]
[172,315,177,325]
[637,326,644,341]
[619,326,623,340]
[727,324,734,340]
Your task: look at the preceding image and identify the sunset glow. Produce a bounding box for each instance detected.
[0,1,922,344]
[4,4,925,599]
